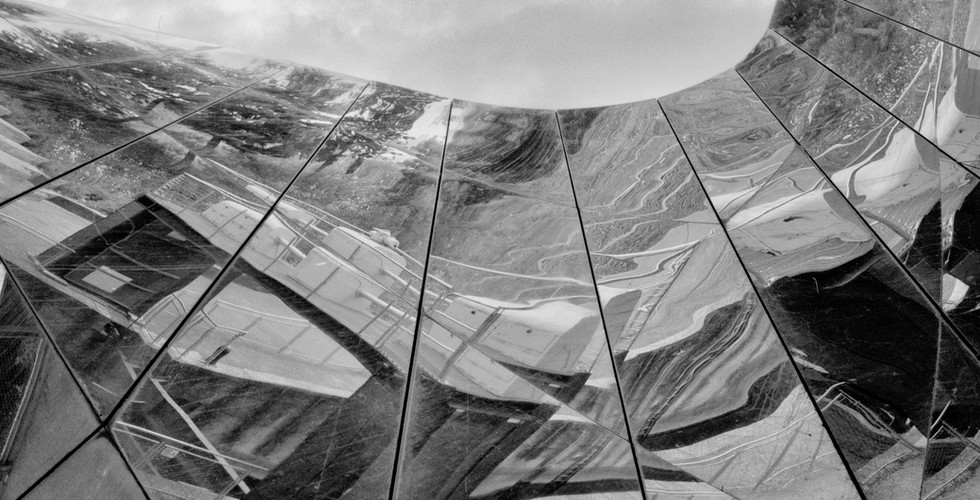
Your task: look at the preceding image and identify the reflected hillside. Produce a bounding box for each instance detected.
[1,0,980,499]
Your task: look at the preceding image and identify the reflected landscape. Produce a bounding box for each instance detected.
[2,1,980,499]
[394,101,642,499]
[560,101,857,499]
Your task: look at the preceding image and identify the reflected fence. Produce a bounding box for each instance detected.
[816,381,980,496]
[141,170,594,385]
[113,421,265,500]
[0,337,42,470]
[922,403,980,499]
[149,171,436,346]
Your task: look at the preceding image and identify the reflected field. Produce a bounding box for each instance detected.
[562,100,856,499]
[3,2,980,499]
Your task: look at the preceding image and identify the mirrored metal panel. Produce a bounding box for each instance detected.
[0,69,366,429]
[73,57,254,129]
[0,16,63,75]
[0,56,281,204]
[21,433,146,500]
[441,102,573,207]
[394,101,643,499]
[738,32,980,357]
[7,1,223,56]
[661,70,951,498]
[941,159,980,352]
[32,7,224,55]
[100,26,221,55]
[772,0,942,143]
[0,262,100,500]
[0,68,159,202]
[644,477,736,500]
[637,76,797,225]
[428,102,628,433]
[0,0,108,27]
[773,1,980,172]
[921,324,980,499]
[846,0,979,51]
[111,82,449,499]
[935,44,980,170]
[560,102,857,499]
[397,320,643,500]
[0,0,159,66]
[737,31,946,301]
[7,1,980,498]
[267,81,445,259]
[556,102,714,226]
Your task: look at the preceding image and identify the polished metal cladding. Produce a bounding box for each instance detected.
[21,434,145,499]
[660,68,980,499]
[0,47,281,203]
[0,20,368,495]
[560,101,858,499]
[112,82,449,499]
[772,0,942,142]
[772,0,980,173]
[737,25,980,499]
[0,1,159,67]
[737,31,948,301]
[4,1,980,499]
[736,27,980,346]
[393,101,644,499]
[0,263,102,499]
[0,16,62,75]
[845,0,980,51]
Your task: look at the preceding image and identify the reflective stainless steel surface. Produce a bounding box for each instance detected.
[0,52,366,496]
[561,101,857,499]
[846,0,980,51]
[772,0,942,143]
[4,2,980,499]
[660,69,956,498]
[772,0,980,174]
[0,263,100,500]
[737,31,948,301]
[394,101,643,499]
[21,434,146,500]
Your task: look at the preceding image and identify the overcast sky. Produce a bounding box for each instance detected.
[31,0,776,108]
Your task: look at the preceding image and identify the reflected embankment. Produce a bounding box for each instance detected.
[740,12,980,496]
[4,1,980,498]
[394,101,644,500]
[561,101,857,499]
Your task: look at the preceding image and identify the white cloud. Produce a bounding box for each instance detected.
[30,0,776,108]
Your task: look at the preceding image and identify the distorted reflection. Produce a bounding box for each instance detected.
[772,0,980,172]
[0,45,282,203]
[846,0,979,54]
[922,324,980,499]
[660,69,952,498]
[0,264,100,500]
[0,16,63,75]
[5,1,980,499]
[0,0,159,66]
[21,433,145,500]
[395,101,643,499]
[0,60,365,490]
[112,83,449,499]
[738,30,980,346]
[940,158,980,344]
[772,0,941,143]
[739,32,980,499]
[935,44,980,170]
[738,32,946,298]
[559,101,858,499]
